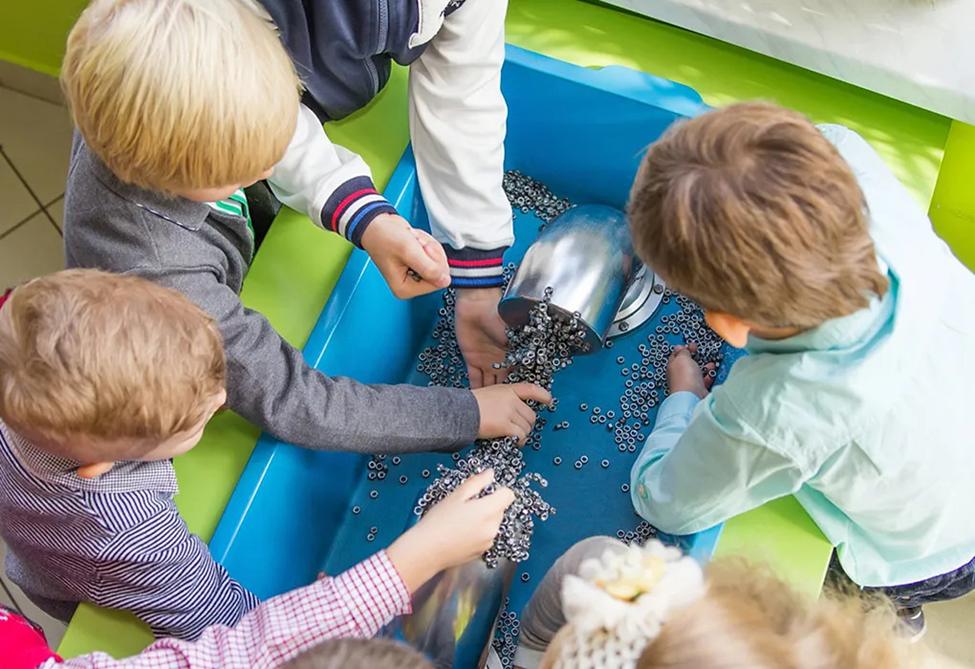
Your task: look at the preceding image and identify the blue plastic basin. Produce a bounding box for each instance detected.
[211,45,731,653]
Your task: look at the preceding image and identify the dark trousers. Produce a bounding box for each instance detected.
[243,180,282,250]
[828,552,975,610]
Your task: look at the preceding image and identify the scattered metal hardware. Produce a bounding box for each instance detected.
[416,292,587,568]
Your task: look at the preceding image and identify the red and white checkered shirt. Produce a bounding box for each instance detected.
[43,551,411,669]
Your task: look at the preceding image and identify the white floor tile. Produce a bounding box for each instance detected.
[0,87,74,205]
[0,212,64,287]
[0,159,39,234]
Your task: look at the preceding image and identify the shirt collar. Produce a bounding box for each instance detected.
[746,269,898,355]
[83,138,211,232]
[3,424,178,495]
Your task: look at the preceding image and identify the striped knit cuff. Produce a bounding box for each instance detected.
[445,245,508,289]
[322,176,398,248]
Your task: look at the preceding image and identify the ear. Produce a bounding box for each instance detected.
[704,311,751,348]
[76,461,115,479]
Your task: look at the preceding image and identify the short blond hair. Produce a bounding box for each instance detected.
[0,270,225,459]
[61,0,301,193]
[629,102,888,329]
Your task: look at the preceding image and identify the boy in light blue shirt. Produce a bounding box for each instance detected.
[627,101,975,634]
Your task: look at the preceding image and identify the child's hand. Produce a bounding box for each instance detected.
[360,213,450,298]
[667,343,717,399]
[455,287,509,388]
[473,383,553,443]
[386,469,514,592]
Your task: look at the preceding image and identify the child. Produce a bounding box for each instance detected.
[512,537,921,669]
[60,0,541,457]
[1,466,512,667]
[0,270,513,640]
[626,102,975,634]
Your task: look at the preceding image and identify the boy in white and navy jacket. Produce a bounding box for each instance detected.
[61,0,546,455]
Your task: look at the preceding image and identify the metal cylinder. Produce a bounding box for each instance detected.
[392,558,515,669]
[499,205,638,351]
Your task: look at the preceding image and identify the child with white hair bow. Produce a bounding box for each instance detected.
[513,537,926,669]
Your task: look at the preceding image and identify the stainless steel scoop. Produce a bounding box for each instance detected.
[499,205,664,352]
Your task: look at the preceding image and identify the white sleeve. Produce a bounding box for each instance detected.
[268,104,397,247]
[409,0,513,287]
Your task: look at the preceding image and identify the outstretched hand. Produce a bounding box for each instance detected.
[455,287,509,388]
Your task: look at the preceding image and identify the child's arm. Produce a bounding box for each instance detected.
[148,268,479,452]
[409,0,514,387]
[56,551,406,668]
[89,498,261,641]
[408,0,512,286]
[53,470,513,668]
[629,353,806,535]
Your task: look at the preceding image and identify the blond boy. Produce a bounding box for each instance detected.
[628,102,975,634]
[61,0,546,457]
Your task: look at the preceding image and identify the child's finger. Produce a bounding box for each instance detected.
[411,229,451,287]
[510,412,533,438]
[467,365,484,389]
[478,485,515,513]
[514,399,537,426]
[455,468,496,499]
[402,236,449,287]
[510,383,553,406]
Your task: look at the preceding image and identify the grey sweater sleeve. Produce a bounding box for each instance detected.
[142,265,480,453]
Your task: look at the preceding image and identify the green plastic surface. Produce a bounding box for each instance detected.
[48,0,957,658]
[930,121,975,270]
[0,1,87,76]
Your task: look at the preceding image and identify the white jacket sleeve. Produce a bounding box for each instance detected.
[267,104,398,247]
[409,0,513,288]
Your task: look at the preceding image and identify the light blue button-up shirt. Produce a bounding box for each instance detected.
[631,125,975,587]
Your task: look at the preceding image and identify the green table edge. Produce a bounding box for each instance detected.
[57,0,965,656]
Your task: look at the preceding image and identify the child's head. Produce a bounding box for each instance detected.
[541,545,917,669]
[628,102,888,346]
[635,560,915,669]
[61,0,301,200]
[284,638,433,669]
[0,270,226,472]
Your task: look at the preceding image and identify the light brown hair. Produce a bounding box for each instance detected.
[284,638,434,669]
[541,560,918,669]
[0,270,225,460]
[61,0,301,193]
[628,102,888,329]
[636,560,917,669]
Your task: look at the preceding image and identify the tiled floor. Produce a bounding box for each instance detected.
[0,81,73,647]
[0,85,71,289]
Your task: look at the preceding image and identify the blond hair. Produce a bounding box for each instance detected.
[637,560,918,669]
[542,560,918,669]
[0,270,225,460]
[61,0,301,193]
[284,638,434,669]
[628,102,888,330]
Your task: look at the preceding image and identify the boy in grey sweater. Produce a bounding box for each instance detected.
[60,0,548,454]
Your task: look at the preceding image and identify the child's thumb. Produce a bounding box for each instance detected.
[455,468,496,499]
